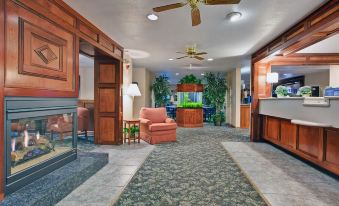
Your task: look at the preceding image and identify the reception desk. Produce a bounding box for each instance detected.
[259,97,339,175]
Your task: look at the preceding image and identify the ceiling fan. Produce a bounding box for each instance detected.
[176,46,207,60]
[153,0,241,26]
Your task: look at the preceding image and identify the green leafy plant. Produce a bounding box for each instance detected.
[123,125,140,137]
[211,112,225,126]
[179,74,202,84]
[203,73,227,125]
[275,85,288,97]
[152,75,171,107]
[298,86,312,97]
[177,92,203,108]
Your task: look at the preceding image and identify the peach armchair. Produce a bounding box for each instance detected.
[139,107,177,144]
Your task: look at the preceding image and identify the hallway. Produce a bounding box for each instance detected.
[116,125,267,205]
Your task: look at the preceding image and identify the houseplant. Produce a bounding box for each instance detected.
[298,86,312,97]
[179,74,202,84]
[123,125,140,138]
[152,75,171,107]
[275,85,288,98]
[203,72,228,126]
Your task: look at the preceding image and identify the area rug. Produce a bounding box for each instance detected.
[115,124,267,206]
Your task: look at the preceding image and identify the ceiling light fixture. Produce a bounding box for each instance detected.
[227,12,242,22]
[176,73,180,76]
[207,58,214,61]
[147,13,158,21]
[201,73,205,76]
[168,58,174,61]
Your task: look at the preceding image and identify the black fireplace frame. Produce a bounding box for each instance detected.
[4,97,78,194]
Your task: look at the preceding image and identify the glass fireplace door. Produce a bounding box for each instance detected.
[5,97,77,194]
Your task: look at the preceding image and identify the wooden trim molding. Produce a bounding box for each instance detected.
[0,0,5,200]
[177,84,204,92]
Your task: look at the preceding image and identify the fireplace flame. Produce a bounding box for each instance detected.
[11,138,16,152]
[24,130,29,147]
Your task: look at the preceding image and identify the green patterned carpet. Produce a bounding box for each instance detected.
[116,125,267,206]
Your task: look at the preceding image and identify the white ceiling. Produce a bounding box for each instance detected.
[66,0,325,74]
[298,34,339,53]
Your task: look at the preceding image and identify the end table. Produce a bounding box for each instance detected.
[123,119,141,145]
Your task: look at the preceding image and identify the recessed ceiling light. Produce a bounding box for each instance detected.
[176,73,180,76]
[201,73,205,76]
[168,58,174,61]
[227,12,242,22]
[207,58,214,61]
[147,13,158,21]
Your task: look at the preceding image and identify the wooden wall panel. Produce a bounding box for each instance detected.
[325,129,339,167]
[99,88,116,113]
[280,120,297,149]
[297,126,323,160]
[99,64,116,83]
[99,117,116,143]
[265,117,280,141]
[5,1,75,95]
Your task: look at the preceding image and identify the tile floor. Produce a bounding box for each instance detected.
[222,142,339,206]
[57,141,154,206]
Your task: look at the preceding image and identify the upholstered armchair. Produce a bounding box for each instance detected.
[139,107,177,144]
[77,107,90,140]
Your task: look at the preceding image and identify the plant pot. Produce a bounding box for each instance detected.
[214,121,222,126]
[302,94,311,97]
[277,94,286,98]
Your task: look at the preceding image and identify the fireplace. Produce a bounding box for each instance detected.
[5,98,77,194]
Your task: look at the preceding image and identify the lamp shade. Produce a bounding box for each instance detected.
[126,84,141,97]
[266,73,279,84]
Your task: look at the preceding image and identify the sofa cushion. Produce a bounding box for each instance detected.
[149,123,177,132]
[140,107,167,123]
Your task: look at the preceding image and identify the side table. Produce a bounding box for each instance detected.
[123,119,141,145]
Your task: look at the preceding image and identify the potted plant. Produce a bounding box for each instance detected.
[211,112,225,126]
[298,86,312,97]
[179,74,202,84]
[152,75,171,107]
[123,125,140,138]
[203,73,228,126]
[275,85,288,98]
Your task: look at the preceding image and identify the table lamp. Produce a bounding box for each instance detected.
[126,83,141,100]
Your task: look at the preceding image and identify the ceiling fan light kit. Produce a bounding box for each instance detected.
[152,0,241,26]
[227,11,242,22]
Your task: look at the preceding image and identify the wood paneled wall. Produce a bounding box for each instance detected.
[0,0,124,198]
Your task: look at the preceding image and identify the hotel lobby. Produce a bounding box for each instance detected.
[0,0,338,205]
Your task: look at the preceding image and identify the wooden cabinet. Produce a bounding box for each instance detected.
[262,115,339,175]
[240,105,251,129]
[176,108,203,128]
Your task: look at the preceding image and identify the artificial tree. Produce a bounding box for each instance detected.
[152,75,171,107]
[203,72,228,126]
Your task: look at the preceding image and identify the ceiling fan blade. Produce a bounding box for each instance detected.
[195,52,208,55]
[204,0,241,5]
[177,56,188,59]
[191,8,201,26]
[194,56,204,60]
[153,3,187,12]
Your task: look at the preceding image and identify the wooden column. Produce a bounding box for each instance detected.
[0,0,5,200]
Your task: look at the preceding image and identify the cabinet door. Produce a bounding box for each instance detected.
[264,117,280,141]
[94,60,121,144]
[298,126,324,160]
[280,120,297,149]
[325,129,339,168]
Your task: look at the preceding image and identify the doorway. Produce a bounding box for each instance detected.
[79,40,122,145]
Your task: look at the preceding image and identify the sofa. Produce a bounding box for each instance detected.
[139,107,177,144]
